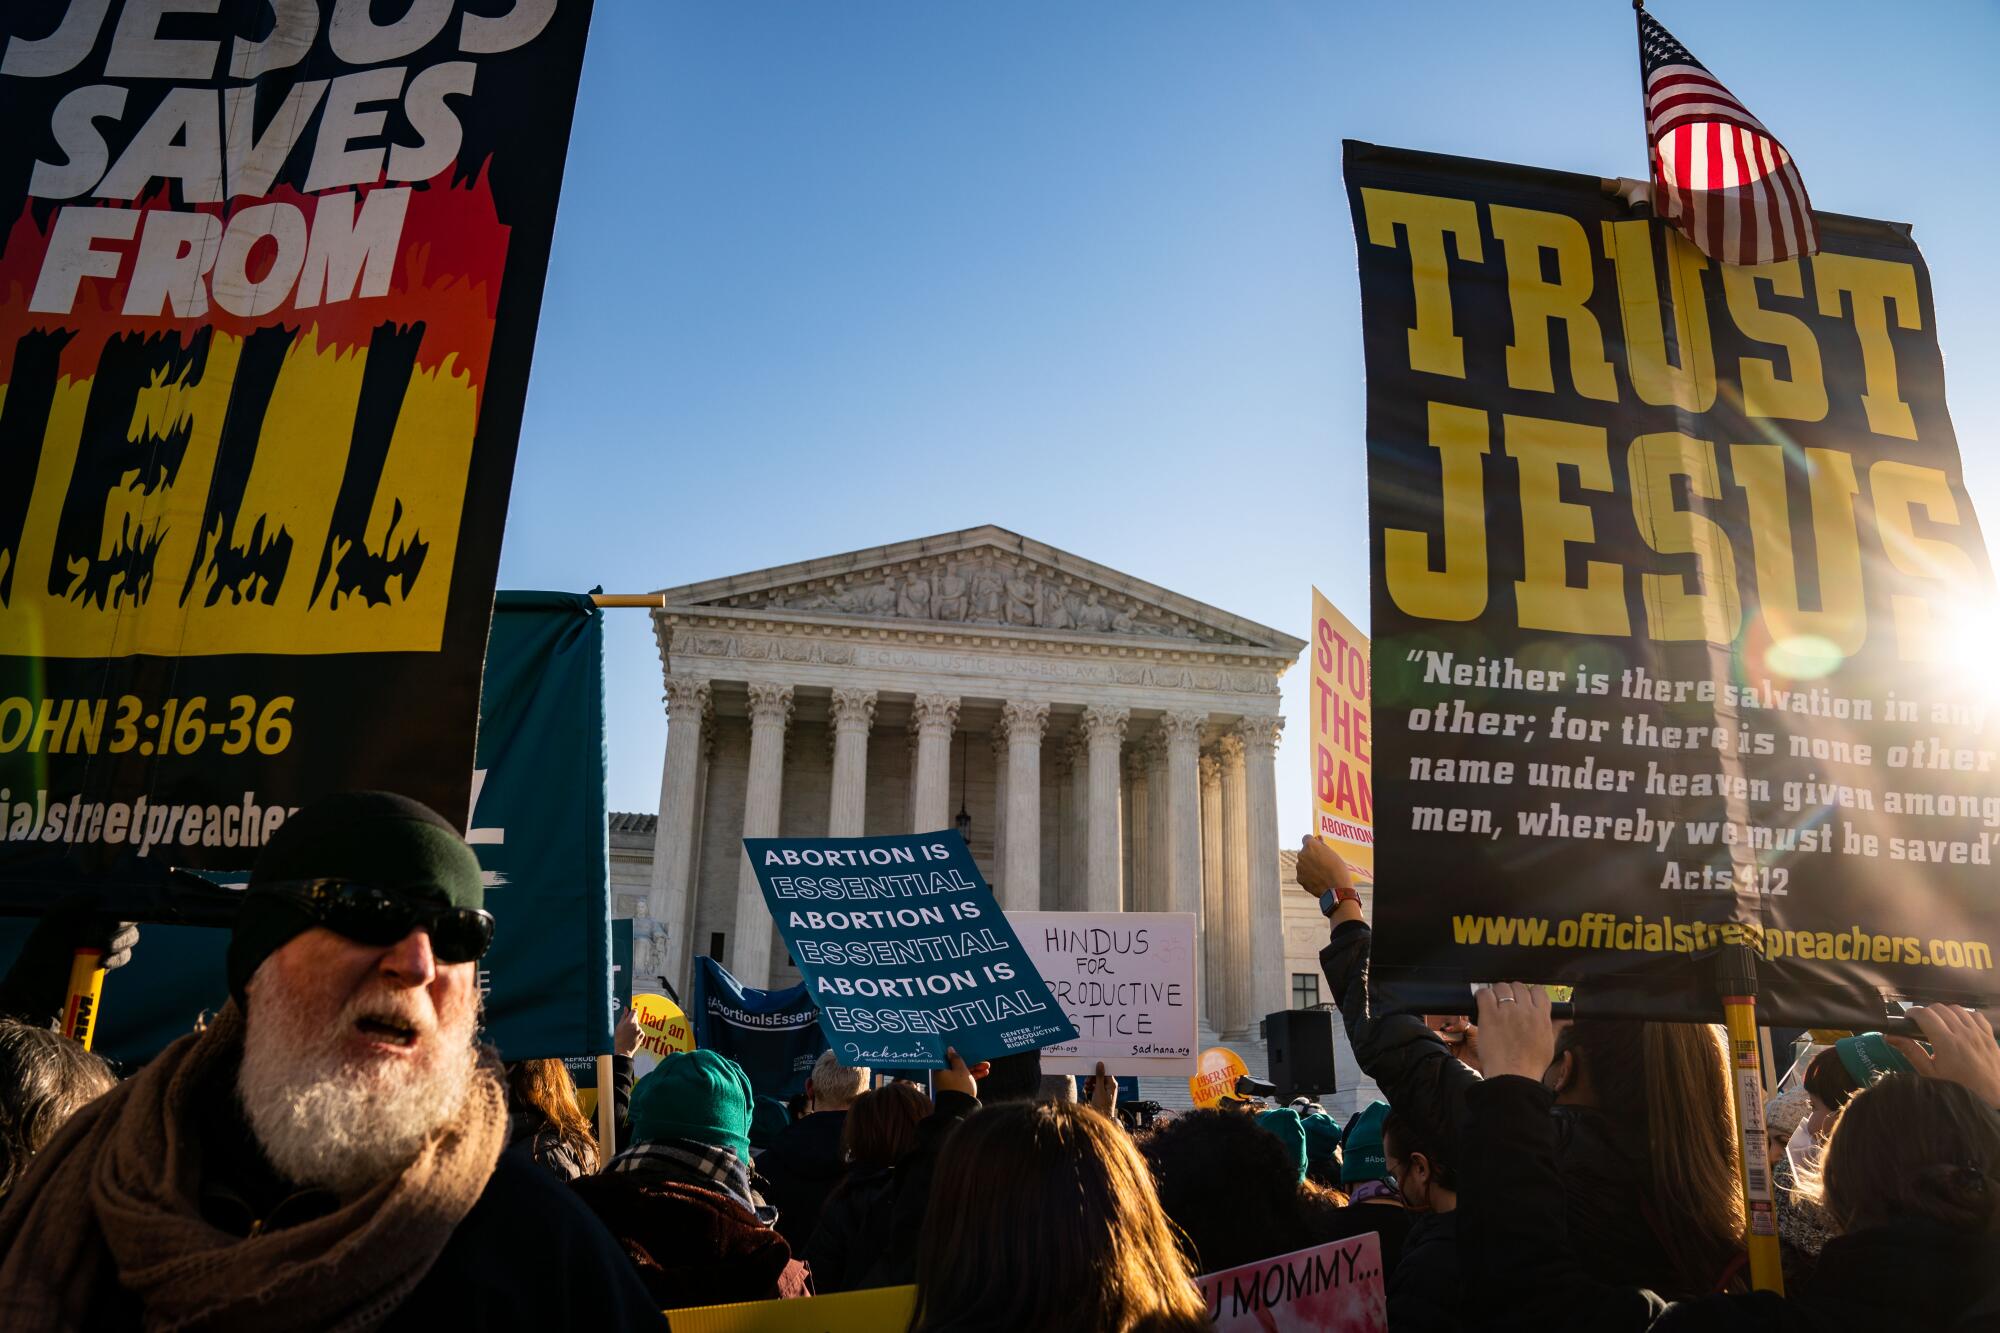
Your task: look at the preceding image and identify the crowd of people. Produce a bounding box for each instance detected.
[1,791,1998,1330]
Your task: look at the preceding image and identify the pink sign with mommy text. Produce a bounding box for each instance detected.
[1196,1234,1388,1333]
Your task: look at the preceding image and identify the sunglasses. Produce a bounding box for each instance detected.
[257,879,495,964]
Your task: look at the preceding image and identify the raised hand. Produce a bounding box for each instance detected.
[1473,982,1555,1083]
[1889,1005,2000,1110]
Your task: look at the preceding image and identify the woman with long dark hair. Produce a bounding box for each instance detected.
[1302,836,1745,1297]
[909,1101,1209,1333]
[805,1080,934,1292]
[505,1058,598,1180]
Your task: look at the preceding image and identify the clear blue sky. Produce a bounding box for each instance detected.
[495,0,2000,843]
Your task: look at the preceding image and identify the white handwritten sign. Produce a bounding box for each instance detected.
[1008,911,1197,1075]
[1197,1234,1387,1333]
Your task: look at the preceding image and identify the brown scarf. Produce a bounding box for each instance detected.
[0,1003,508,1332]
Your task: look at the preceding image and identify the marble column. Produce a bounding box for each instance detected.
[1240,715,1288,1025]
[989,730,1010,888]
[651,674,710,994]
[909,693,960,833]
[1218,733,1250,1036]
[1199,751,1225,1026]
[1081,706,1129,913]
[1062,729,1088,910]
[1160,711,1205,1010]
[1125,749,1151,915]
[826,688,876,836]
[999,700,1049,913]
[1141,731,1169,914]
[731,682,793,987]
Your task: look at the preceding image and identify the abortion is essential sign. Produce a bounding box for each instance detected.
[743,832,1076,1068]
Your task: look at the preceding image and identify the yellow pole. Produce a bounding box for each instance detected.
[580,595,650,1162]
[595,1053,617,1165]
[62,948,106,1050]
[1723,989,1784,1294]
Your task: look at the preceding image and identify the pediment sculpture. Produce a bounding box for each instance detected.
[721,554,1237,642]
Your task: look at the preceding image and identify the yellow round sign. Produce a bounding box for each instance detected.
[631,992,696,1060]
[1188,1046,1250,1109]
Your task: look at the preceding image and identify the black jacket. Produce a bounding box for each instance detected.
[1321,921,1680,1295]
[855,1089,980,1290]
[1460,1073,2000,1333]
[385,1149,670,1329]
[802,1163,895,1295]
[1388,1210,1461,1332]
[755,1109,848,1250]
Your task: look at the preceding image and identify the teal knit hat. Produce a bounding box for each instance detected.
[229,791,486,1004]
[1256,1108,1309,1183]
[1340,1101,1390,1184]
[1835,1032,1913,1087]
[631,1050,755,1161]
[1301,1109,1343,1170]
[751,1095,791,1151]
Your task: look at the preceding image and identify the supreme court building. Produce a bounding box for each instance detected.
[632,526,1309,1064]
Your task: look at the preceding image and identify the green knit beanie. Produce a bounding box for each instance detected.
[1340,1100,1390,1184]
[1301,1109,1344,1170]
[631,1050,755,1161]
[1835,1032,1913,1087]
[228,791,485,1004]
[1256,1108,1309,1183]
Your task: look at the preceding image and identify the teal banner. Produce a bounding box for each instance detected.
[2,592,613,1065]
[471,591,613,1060]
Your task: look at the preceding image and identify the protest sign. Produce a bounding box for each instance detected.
[690,955,826,1099]
[0,592,615,1064]
[1198,1234,1388,1333]
[1189,1046,1249,1109]
[744,831,1076,1068]
[666,1284,915,1333]
[1008,910,1197,1075]
[627,988,696,1079]
[1347,140,1999,1024]
[0,0,595,903]
[1311,588,1375,881]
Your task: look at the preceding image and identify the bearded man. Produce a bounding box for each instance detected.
[0,792,666,1330]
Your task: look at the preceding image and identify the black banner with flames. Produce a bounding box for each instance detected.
[0,1,593,894]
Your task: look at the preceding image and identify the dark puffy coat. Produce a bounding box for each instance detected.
[1460,1075,2000,1333]
[1388,1210,1461,1331]
[1321,921,1680,1294]
[802,1163,895,1295]
[505,1107,592,1182]
[854,1090,980,1290]
[1314,1200,1413,1278]
[570,1172,811,1310]
[754,1109,847,1249]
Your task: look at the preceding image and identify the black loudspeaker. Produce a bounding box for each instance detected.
[1263,1008,1338,1100]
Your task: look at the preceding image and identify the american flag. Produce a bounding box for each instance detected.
[1638,8,1817,265]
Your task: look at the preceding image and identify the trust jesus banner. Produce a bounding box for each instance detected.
[1347,140,1997,1025]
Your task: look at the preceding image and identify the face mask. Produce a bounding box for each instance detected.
[1786,1117,1821,1178]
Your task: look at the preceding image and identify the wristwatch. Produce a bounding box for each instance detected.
[1318,887,1361,917]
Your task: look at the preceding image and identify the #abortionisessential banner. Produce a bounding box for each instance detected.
[744,832,1077,1069]
[1347,141,1997,1025]
[0,1,594,899]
